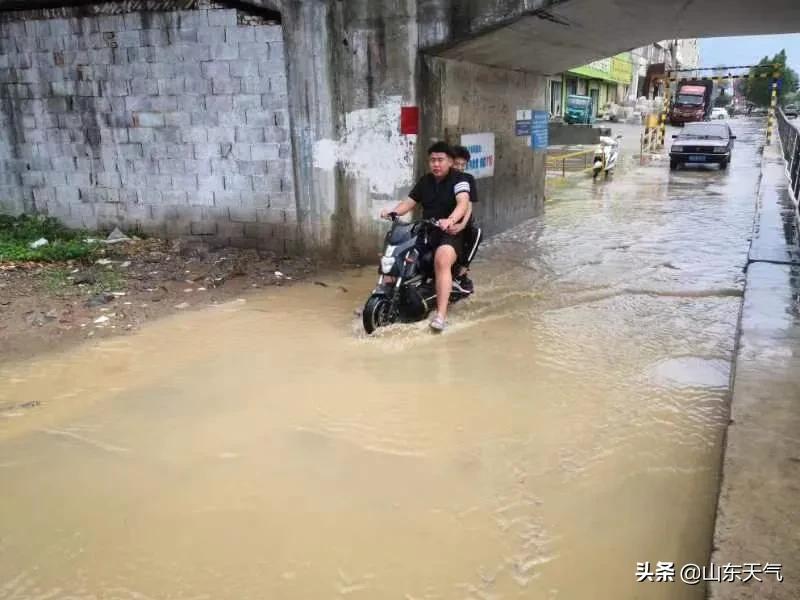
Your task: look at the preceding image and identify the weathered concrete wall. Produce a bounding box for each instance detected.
[279,0,549,258]
[0,6,297,253]
[421,56,546,235]
[284,0,419,260]
[0,72,23,214]
[0,0,587,259]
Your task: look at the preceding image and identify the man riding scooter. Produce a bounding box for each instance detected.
[380,142,471,332]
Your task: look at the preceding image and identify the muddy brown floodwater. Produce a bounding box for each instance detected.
[0,119,766,599]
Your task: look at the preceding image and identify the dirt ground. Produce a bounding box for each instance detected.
[0,237,326,365]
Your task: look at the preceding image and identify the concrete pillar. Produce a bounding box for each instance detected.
[275,1,336,255]
[275,0,421,260]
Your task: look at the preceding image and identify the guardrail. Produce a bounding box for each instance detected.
[776,108,800,203]
[546,148,596,178]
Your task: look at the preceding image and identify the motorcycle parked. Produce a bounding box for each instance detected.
[361,213,471,334]
[592,134,622,180]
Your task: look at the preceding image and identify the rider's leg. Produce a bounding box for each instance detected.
[464,225,482,268]
[455,224,476,278]
[455,224,481,292]
[433,244,457,320]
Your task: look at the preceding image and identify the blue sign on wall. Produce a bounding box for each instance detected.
[530,110,549,150]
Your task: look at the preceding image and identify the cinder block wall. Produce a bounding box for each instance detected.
[0,7,297,253]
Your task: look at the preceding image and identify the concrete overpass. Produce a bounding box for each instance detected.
[1,0,799,256]
[433,0,800,74]
[277,0,800,256]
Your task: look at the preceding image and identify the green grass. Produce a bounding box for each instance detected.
[41,268,71,293]
[0,214,101,262]
[92,268,124,293]
[40,265,126,297]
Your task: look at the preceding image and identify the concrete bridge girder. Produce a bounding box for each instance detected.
[433,0,800,74]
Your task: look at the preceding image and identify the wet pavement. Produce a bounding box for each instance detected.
[0,118,786,600]
[708,139,800,600]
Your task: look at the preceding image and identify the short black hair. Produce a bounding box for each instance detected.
[427,141,454,158]
[452,145,471,161]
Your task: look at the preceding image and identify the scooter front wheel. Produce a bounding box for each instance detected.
[362,295,396,334]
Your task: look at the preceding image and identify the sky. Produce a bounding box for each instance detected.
[699,34,800,74]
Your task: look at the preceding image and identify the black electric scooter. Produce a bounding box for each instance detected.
[361,213,473,334]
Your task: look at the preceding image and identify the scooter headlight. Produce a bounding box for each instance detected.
[380,256,396,274]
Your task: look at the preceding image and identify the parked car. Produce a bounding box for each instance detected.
[669,122,736,171]
[710,107,729,120]
[784,105,799,118]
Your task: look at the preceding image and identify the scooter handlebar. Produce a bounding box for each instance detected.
[383,212,440,227]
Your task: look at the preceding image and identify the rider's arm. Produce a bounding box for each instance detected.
[381,198,416,218]
[448,200,472,234]
[459,201,472,224]
[440,192,469,229]
[394,198,417,216]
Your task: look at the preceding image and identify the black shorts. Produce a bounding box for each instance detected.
[419,228,464,263]
[460,220,482,268]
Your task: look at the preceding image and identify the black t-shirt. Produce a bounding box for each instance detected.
[463,173,479,204]
[408,170,473,220]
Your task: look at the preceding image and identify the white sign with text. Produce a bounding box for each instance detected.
[459,133,495,179]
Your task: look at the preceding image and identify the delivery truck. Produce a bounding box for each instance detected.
[669,80,713,125]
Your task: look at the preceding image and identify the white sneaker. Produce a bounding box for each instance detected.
[429,314,447,332]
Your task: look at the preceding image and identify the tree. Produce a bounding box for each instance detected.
[714,90,730,108]
[744,50,799,107]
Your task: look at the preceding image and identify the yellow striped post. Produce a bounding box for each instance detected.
[659,76,671,147]
[765,72,779,145]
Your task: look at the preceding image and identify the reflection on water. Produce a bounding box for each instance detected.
[0,121,767,599]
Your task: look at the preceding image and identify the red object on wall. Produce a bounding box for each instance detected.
[400,106,419,135]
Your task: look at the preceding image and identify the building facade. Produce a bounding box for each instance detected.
[546,53,633,118]
[548,39,699,119]
[629,39,701,100]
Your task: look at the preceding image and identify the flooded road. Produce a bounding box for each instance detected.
[0,119,766,599]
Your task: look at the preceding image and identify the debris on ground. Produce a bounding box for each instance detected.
[86,293,115,308]
[0,232,317,362]
[72,270,97,285]
[104,227,131,244]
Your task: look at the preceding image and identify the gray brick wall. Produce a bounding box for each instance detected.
[0,7,297,253]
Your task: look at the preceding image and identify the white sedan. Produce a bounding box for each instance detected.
[711,108,729,120]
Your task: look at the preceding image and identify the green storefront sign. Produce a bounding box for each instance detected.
[569,53,633,85]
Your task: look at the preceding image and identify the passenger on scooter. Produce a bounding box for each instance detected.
[380,141,472,332]
[450,145,482,295]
